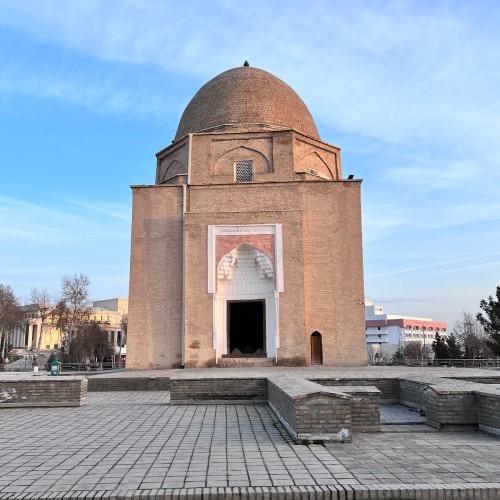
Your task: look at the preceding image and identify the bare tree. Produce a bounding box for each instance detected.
[391,342,432,365]
[453,311,489,359]
[0,284,23,362]
[405,341,431,363]
[29,288,52,369]
[60,274,92,354]
[70,324,112,364]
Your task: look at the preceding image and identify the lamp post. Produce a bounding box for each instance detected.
[117,307,127,369]
[422,326,427,366]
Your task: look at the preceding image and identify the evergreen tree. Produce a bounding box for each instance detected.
[432,333,451,359]
[477,286,500,356]
[446,333,462,359]
[390,348,405,365]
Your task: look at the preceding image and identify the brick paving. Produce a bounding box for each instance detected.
[0,391,500,498]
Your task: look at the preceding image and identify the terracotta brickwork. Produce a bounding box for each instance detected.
[175,66,319,141]
[127,186,184,369]
[188,131,340,186]
[156,138,188,185]
[215,234,275,266]
[301,181,366,366]
[293,135,340,179]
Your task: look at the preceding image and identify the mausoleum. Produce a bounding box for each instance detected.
[126,63,367,368]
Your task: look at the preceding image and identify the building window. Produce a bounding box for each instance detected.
[235,160,253,182]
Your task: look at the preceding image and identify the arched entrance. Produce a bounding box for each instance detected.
[311,331,323,365]
[227,299,265,354]
[214,244,277,359]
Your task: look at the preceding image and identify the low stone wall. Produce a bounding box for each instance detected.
[334,385,381,431]
[398,378,428,408]
[423,383,478,428]
[88,376,170,392]
[312,377,398,403]
[170,376,267,403]
[398,376,500,435]
[476,388,500,437]
[0,375,87,407]
[267,376,352,442]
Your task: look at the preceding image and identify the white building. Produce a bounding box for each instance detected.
[365,300,447,360]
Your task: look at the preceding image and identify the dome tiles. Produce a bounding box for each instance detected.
[174,65,320,141]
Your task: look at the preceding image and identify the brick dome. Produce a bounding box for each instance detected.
[174,65,320,141]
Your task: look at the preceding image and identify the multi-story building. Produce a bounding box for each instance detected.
[365,300,447,360]
[10,304,61,352]
[9,298,128,365]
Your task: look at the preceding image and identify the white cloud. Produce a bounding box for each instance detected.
[0,64,174,120]
[67,200,131,222]
[366,252,500,280]
[385,161,483,190]
[0,196,130,244]
[363,198,500,241]
[1,0,499,157]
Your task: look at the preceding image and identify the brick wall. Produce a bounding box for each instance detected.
[398,379,427,408]
[334,386,381,431]
[293,135,340,179]
[267,376,352,442]
[0,376,87,407]
[423,388,478,427]
[301,181,366,366]
[477,391,500,436]
[88,377,170,392]
[170,377,267,402]
[156,138,188,184]
[127,186,184,370]
[397,376,500,434]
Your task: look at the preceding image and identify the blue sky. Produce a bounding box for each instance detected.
[1,0,499,327]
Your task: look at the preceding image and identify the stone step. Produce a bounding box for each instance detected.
[216,357,276,368]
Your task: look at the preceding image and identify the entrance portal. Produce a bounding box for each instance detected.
[214,241,278,360]
[228,300,265,355]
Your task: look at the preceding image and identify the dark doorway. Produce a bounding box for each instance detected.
[227,300,265,356]
[311,331,323,365]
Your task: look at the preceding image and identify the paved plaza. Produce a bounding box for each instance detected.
[1,390,500,498]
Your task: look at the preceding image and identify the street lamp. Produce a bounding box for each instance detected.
[117,306,127,369]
